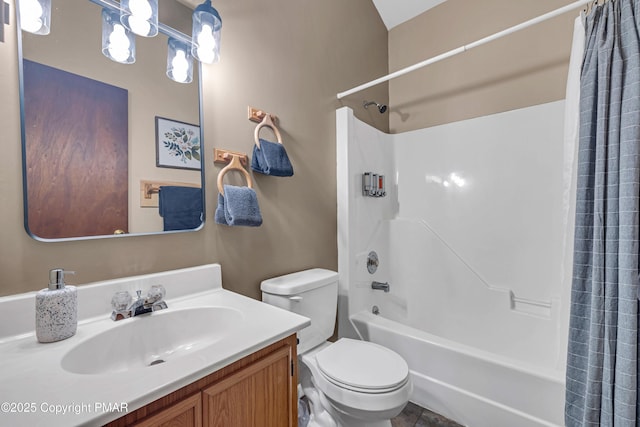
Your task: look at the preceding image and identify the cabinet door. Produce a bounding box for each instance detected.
[203,345,294,427]
[133,393,202,427]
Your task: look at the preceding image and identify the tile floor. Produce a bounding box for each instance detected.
[391,402,464,427]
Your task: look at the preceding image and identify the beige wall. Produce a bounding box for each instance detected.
[388,0,578,132]
[0,0,388,298]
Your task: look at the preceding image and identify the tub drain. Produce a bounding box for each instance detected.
[149,359,165,366]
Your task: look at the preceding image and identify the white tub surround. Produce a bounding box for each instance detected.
[337,102,569,427]
[0,264,309,427]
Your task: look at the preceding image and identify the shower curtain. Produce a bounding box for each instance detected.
[565,1,640,426]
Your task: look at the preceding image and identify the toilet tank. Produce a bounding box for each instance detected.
[261,269,338,354]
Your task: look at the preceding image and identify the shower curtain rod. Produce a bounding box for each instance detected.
[336,0,591,99]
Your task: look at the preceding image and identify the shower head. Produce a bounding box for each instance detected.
[363,101,388,114]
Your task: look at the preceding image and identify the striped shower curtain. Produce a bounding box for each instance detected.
[565,0,640,426]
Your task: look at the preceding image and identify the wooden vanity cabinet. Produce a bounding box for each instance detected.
[130,393,202,427]
[106,335,298,427]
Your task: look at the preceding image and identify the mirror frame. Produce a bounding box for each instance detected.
[16,0,207,242]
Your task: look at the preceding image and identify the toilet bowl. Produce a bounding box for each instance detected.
[301,339,412,427]
[260,269,412,427]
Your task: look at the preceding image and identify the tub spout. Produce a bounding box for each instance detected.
[371,281,390,292]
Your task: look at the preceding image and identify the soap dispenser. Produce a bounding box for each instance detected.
[35,268,77,343]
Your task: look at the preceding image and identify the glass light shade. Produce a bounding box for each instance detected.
[166,38,193,84]
[101,8,136,64]
[191,0,222,64]
[120,0,158,37]
[18,0,51,35]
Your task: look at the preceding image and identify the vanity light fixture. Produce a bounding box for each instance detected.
[166,37,193,84]
[18,0,50,35]
[120,0,158,38]
[191,0,222,64]
[101,8,136,64]
[19,0,223,82]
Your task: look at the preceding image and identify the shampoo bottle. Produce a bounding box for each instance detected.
[35,268,77,343]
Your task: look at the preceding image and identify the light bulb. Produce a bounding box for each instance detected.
[108,25,131,63]
[195,23,216,63]
[20,0,44,33]
[171,50,189,83]
[129,0,152,20]
[123,0,156,36]
[197,24,215,50]
[195,47,214,64]
[128,15,151,36]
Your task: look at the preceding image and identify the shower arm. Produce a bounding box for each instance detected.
[363,101,388,114]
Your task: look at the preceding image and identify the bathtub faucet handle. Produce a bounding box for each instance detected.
[367,251,379,274]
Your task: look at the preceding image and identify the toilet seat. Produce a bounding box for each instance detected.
[300,339,412,417]
[315,338,409,394]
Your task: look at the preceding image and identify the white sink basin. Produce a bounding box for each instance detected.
[61,306,244,375]
[0,265,310,427]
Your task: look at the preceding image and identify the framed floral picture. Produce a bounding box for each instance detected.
[155,116,201,170]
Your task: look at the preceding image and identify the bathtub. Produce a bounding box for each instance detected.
[350,311,565,427]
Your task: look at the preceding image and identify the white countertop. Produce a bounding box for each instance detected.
[0,264,310,426]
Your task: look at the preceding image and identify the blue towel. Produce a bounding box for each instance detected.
[158,186,203,231]
[215,185,262,227]
[214,194,227,225]
[251,138,294,177]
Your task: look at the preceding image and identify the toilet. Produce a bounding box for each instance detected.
[261,268,412,427]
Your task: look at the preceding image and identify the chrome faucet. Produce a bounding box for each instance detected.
[371,281,390,292]
[111,285,168,321]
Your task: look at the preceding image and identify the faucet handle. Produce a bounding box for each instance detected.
[111,291,132,311]
[146,284,166,304]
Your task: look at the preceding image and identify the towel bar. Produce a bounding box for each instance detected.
[254,112,283,149]
[139,180,201,207]
[216,153,253,196]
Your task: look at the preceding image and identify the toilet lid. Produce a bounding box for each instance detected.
[315,338,409,392]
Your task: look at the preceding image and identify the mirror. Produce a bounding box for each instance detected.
[18,0,205,241]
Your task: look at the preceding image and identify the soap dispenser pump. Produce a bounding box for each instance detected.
[35,268,77,343]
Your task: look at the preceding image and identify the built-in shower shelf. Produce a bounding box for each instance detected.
[509,291,552,317]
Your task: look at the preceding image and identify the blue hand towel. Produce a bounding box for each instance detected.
[217,185,262,227]
[251,138,294,177]
[158,186,203,231]
[214,193,228,225]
